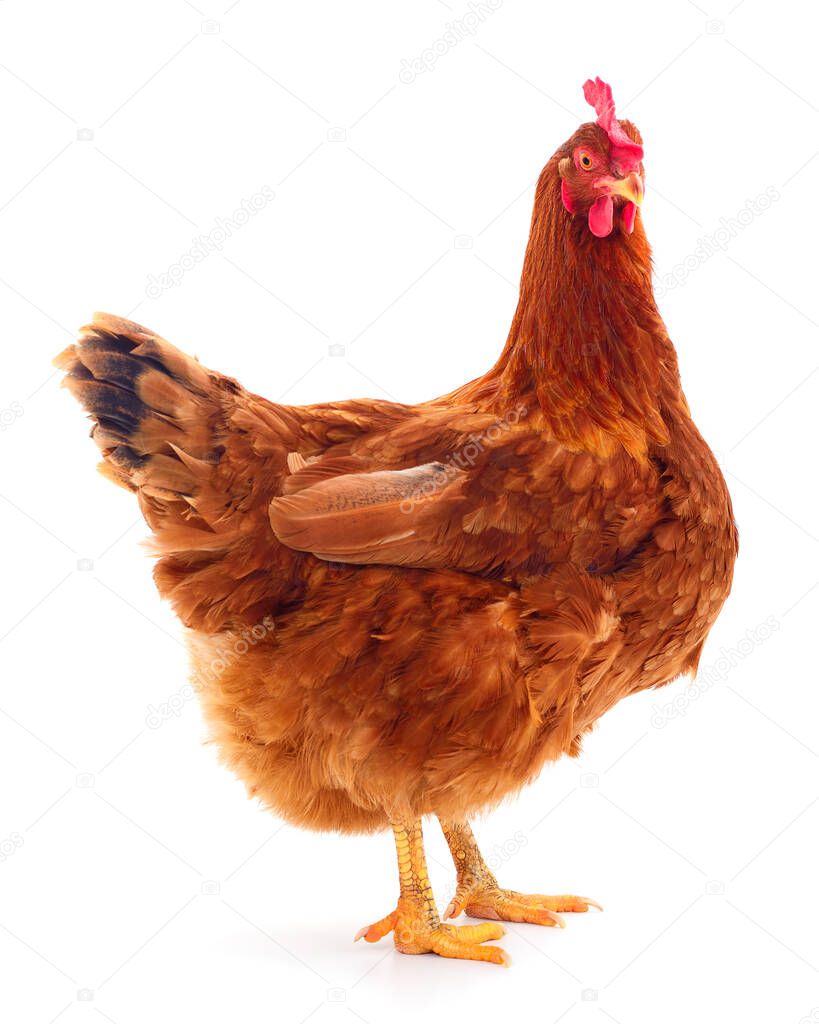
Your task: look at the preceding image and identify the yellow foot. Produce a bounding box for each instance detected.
[354,903,510,965]
[443,885,602,928]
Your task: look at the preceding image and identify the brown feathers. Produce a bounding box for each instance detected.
[57,139,737,835]
[269,463,469,567]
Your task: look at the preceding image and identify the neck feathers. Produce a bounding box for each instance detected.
[491,160,684,458]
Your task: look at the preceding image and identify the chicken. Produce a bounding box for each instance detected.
[56,76,737,967]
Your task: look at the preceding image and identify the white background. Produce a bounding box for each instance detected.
[1,1,817,1021]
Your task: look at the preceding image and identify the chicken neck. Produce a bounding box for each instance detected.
[478,160,687,459]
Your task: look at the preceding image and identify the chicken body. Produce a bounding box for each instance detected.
[58,82,737,964]
[194,399,731,835]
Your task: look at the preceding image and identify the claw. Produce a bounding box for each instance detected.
[354,909,397,943]
[525,894,602,913]
[457,885,602,927]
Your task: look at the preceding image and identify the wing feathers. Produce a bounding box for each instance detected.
[269,462,467,566]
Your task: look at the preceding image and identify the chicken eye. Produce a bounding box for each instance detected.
[579,152,594,170]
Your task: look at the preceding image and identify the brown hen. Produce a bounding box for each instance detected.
[56,77,737,966]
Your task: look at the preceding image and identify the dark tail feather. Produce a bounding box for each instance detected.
[55,313,220,501]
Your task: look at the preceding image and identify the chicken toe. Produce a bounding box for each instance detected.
[355,819,509,965]
[439,818,602,927]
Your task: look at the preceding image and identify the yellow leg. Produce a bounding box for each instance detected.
[439,819,602,927]
[355,818,510,965]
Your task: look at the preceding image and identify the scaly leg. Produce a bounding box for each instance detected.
[355,818,510,965]
[438,818,602,927]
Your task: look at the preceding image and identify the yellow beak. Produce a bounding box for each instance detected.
[606,171,644,207]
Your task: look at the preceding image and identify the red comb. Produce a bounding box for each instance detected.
[583,77,643,173]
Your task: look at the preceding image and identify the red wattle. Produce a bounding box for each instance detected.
[560,179,576,214]
[588,194,613,237]
[622,201,637,234]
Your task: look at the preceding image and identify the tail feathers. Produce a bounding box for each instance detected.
[56,313,228,512]
[56,313,299,630]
